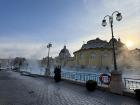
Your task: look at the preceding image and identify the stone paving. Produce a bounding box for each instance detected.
[0,70,139,105]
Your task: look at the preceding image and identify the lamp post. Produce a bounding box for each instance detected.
[102,11,122,71]
[102,11,123,95]
[46,43,52,76]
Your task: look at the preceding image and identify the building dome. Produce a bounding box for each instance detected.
[109,38,126,49]
[59,46,71,58]
[109,38,118,44]
[81,37,110,49]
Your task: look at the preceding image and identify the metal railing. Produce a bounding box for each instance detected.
[61,72,100,83]
[124,78,140,90]
[50,71,109,86]
[51,71,140,90]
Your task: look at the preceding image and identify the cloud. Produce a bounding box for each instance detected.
[0,40,68,59]
[0,41,41,58]
[0,0,140,58]
[66,0,140,54]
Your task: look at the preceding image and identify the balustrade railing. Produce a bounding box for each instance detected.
[124,78,140,90]
[50,71,104,85]
[50,71,140,90]
[62,72,100,83]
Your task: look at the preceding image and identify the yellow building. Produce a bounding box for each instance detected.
[73,38,126,69]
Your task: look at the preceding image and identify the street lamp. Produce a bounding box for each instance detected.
[46,43,52,76]
[47,43,52,69]
[102,11,122,71]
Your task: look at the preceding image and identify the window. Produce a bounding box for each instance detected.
[80,53,84,59]
[91,53,96,59]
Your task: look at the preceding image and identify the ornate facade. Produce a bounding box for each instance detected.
[73,38,127,69]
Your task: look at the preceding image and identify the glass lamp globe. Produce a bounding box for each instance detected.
[49,43,52,47]
[116,13,122,21]
[47,43,52,48]
[102,19,107,27]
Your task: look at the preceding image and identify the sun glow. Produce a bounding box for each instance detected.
[126,41,133,48]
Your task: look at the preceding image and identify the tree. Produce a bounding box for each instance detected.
[12,57,27,70]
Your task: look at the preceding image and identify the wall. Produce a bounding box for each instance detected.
[74,48,113,69]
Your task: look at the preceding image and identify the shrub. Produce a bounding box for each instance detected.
[86,80,97,91]
[134,89,140,100]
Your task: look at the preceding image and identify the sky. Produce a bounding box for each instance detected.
[0,0,140,59]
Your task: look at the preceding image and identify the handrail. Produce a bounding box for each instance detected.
[123,78,140,90]
[50,70,140,90]
[124,78,140,81]
[50,70,109,87]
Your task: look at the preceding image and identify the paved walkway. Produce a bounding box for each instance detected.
[0,70,139,105]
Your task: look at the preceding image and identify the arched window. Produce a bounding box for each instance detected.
[80,53,84,59]
[91,53,96,59]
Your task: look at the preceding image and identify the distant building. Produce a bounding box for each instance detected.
[130,48,140,60]
[73,38,127,69]
[0,58,13,68]
[55,45,71,66]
